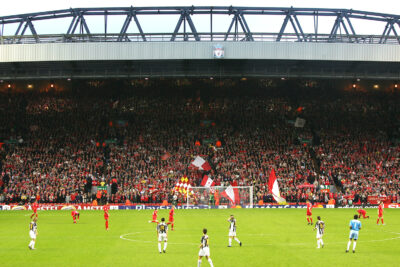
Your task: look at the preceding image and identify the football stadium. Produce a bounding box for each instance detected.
[0,2,400,267]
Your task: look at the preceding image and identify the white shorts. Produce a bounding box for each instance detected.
[199,247,210,257]
[316,232,323,239]
[29,231,36,239]
[158,233,167,242]
[349,230,359,240]
[229,231,236,237]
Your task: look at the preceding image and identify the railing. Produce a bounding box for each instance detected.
[1,32,399,45]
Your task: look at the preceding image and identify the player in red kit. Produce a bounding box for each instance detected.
[104,203,109,230]
[357,209,369,219]
[30,202,39,219]
[167,206,175,231]
[71,209,80,224]
[377,201,384,225]
[148,209,158,223]
[306,200,313,225]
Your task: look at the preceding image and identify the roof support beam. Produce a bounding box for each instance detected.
[170,9,199,41]
[277,14,290,41]
[118,8,146,42]
[239,13,254,41]
[0,6,399,45]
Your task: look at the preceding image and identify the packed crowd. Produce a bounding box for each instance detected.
[0,83,399,205]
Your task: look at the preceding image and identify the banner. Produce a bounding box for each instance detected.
[0,204,119,211]
[320,185,330,193]
[367,195,388,204]
[294,117,306,128]
[4,203,399,210]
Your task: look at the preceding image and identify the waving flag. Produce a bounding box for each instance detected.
[190,156,211,171]
[201,175,215,188]
[268,169,286,203]
[173,176,193,196]
[221,185,240,205]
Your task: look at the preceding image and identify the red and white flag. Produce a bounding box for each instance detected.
[173,176,193,196]
[190,156,211,171]
[201,175,215,188]
[221,185,240,205]
[268,169,286,203]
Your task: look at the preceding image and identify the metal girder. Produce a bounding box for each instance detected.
[170,9,200,41]
[14,17,39,43]
[276,9,308,42]
[380,20,400,44]
[170,13,185,41]
[380,21,392,43]
[118,7,146,42]
[344,13,358,43]
[293,15,306,42]
[239,13,254,41]
[329,12,357,42]
[276,14,290,41]
[0,6,399,44]
[224,10,253,41]
[67,10,90,36]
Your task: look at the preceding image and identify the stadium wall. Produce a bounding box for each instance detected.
[1,42,400,62]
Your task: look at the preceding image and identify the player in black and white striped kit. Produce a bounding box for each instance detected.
[313,216,325,249]
[28,216,38,250]
[157,218,168,254]
[228,215,242,247]
[198,228,214,267]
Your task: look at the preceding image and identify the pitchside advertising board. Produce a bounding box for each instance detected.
[1,203,400,211]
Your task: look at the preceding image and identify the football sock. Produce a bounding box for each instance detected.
[208,258,214,267]
[29,240,33,247]
[377,219,379,224]
[234,237,240,244]
[353,241,357,251]
[317,240,320,248]
[158,243,161,253]
[381,219,384,224]
[106,221,109,229]
[320,239,324,246]
[171,223,174,229]
[307,218,310,223]
[31,241,35,249]
[310,218,313,223]
[229,238,232,246]
[347,241,351,251]
[198,260,202,267]
[164,242,168,250]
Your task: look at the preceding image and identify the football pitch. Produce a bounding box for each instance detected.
[0,208,399,267]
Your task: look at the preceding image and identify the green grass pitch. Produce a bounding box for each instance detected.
[0,208,399,267]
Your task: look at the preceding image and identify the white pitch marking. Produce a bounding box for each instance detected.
[120,232,198,245]
[120,230,400,247]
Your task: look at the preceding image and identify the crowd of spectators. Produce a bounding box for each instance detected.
[0,82,399,205]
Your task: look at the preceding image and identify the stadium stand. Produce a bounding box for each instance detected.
[0,80,399,205]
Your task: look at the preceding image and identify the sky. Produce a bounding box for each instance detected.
[0,0,399,36]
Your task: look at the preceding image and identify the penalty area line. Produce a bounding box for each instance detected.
[120,232,198,245]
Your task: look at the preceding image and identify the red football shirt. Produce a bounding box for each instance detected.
[32,203,38,213]
[152,210,158,220]
[307,203,312,214]
[104,206,109,218]
[378,204,383,215]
